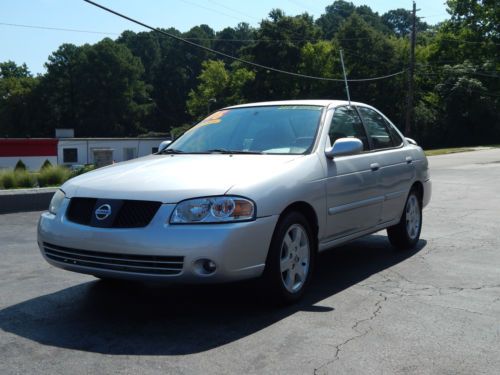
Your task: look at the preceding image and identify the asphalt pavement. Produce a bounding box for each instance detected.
[1,149,499,374]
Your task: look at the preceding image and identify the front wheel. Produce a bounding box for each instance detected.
[263,211,315,304]
[387,190,422,250]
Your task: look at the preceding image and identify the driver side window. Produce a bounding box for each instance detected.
[329,106,369,151]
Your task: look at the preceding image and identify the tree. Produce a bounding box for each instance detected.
[316,1,356,39]
[0,61,31,79]
[316,1,390,39]
[299,40,342,98]
[382,9,429,37]
[0,61,39,137]
[334,14,404,121]
[434,62,499,145]
[40,39,152,137]
[214,23,255,56]
[187,60,255,119]
[247,9,321,100]
[446,0,499,38]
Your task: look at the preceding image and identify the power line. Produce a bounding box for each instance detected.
[0,21,120,35]
[178,0,252,23]
[432,37,500,46]
[415,66,500,79]
[82,0,406,83]
[207,0,261,22]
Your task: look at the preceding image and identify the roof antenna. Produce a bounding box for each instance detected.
[339,49,351,106]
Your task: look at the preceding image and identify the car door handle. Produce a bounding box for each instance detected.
[405,156,413,164]
[370,163,380,171]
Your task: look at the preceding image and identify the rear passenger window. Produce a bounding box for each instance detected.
[357,107,394,150]
[387,122,404,147]
[329,106,369,151]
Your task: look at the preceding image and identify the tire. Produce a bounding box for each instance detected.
[387,189,422,250]
[262,211,316,304]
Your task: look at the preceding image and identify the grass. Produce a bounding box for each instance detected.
[424,147,476,156]
[425,144,500,156]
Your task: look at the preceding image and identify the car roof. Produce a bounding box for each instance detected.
[225,99,369,109]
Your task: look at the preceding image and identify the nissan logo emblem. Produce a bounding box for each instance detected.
[95,204,112,220]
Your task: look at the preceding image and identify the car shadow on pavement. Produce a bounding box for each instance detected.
[0,234,426,355]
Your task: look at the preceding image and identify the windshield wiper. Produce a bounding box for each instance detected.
[206,148,264,154]
[158,148,185,154]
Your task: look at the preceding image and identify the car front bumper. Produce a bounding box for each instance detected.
[38,199,278,283]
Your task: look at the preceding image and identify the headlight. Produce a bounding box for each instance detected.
[49,189,66,215]
[170,196,255,224]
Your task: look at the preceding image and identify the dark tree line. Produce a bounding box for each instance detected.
[0,0,498,147]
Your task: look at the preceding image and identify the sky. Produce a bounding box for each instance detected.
[0,0,450,75]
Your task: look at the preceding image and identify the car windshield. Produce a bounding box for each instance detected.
[168,105,324,155]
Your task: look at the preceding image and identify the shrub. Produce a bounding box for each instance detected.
[14,160,27,171]
[40,159,53,171]
[71,164,95,177]
[15,171,37,188]
[37,166,72,187]
[0,171,16,189]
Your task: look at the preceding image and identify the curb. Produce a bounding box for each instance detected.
[0,187,58,214]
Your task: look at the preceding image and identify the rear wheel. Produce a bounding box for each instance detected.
[387,189,422,250]
[263,211,315,304]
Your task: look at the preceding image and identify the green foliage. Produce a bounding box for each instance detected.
[37,166,72,187]
[382,9,429,37]
[187,60,255,119]
[70,164,95,177]
[14,171,37,188]
[14,160,27,171]
[0,169,35,189]
[0,170,16,189]
[0,61,31,79]
[0,1,498,148]
[40,159,53,171]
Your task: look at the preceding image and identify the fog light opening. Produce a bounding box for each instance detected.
[194,258,217,275]
[203,259,217,274]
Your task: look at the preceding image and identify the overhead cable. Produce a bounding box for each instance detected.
[82,0,405,82]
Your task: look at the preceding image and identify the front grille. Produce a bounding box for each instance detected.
[43,242,184,275]
[66,198,97,225]
[66,198,161,228]
[113,200,162,228]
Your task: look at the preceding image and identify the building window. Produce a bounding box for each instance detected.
[63,148,78,163]
[123,147,137,161]
[152,147,159,154]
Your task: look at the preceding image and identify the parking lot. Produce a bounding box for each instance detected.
[1,149,499,374]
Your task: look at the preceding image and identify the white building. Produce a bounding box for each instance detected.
[0,137,166,171]
[57,138,165,167]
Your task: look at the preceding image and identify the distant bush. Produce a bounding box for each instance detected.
[15,171,37,188]
[70,164,95,177]
[40,159,53,171]
[0,171,16,189]
[0,164,95,190]
[37,166,72,187]
[14,160,27,171]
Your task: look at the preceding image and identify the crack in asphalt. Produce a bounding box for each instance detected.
[359,269,500,299]
[312,293,387,375]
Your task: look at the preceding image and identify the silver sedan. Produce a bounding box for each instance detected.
[38,100,431,303]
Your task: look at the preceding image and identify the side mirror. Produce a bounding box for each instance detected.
[325,137,363,159]
[158,140,172,153]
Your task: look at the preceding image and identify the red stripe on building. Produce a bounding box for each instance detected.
[0,139,58,157]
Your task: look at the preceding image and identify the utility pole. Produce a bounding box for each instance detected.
[405,1,417,136]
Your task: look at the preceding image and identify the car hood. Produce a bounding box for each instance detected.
[62,154,303,203]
